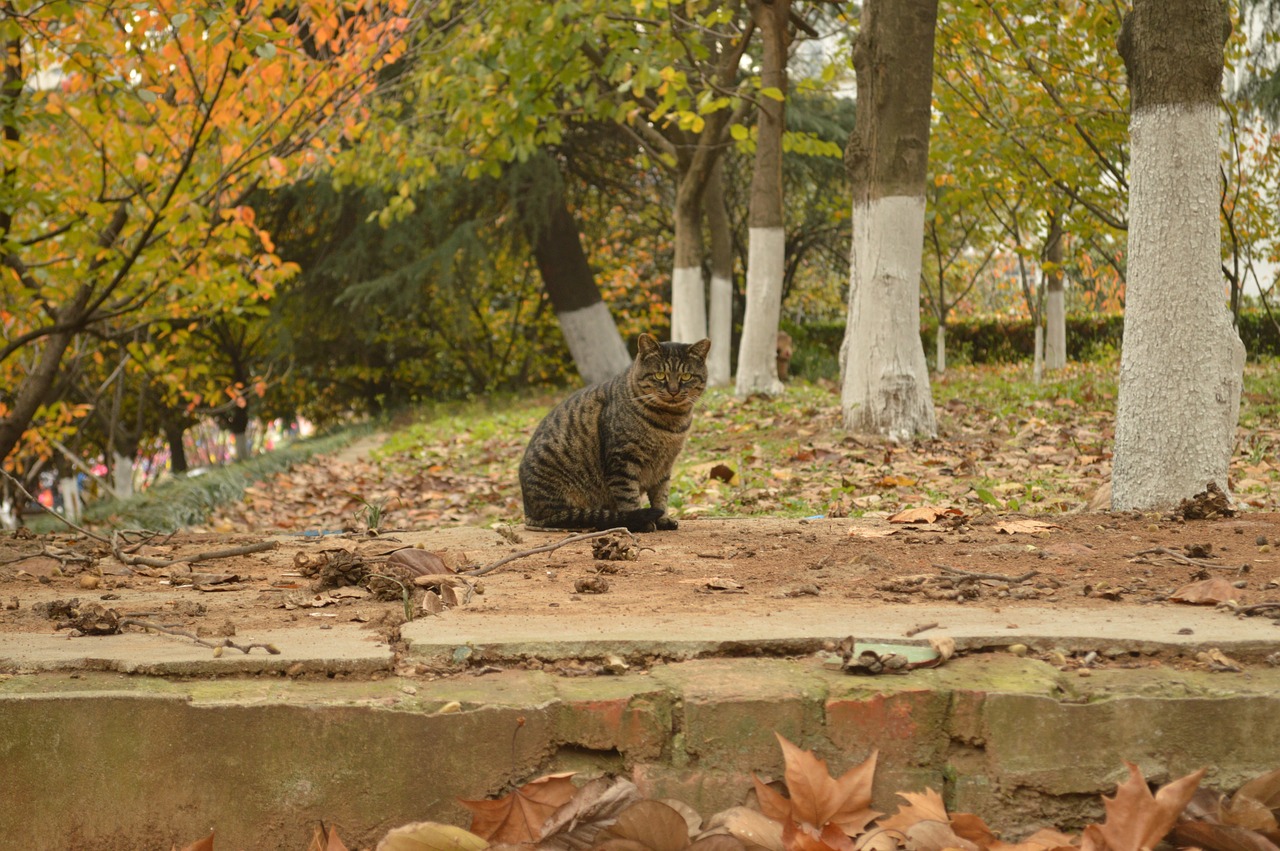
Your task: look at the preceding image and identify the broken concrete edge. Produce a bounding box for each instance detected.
[401,633,1280,668]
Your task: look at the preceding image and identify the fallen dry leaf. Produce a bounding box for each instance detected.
[877,789,949,835]
[375,821,489,851]
[754,733,880,841]
[174,832,215,851]
[305,824,350,851]
[1080,762,1205,851]
[1169,578,1239,606]
[888,507,965,524]
[459,772,578,844]
[994,519,1062,535]
[599,800,692,851]
[539,776,643,850]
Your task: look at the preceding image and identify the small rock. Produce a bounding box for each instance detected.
[437,701,462,714]
[78,575,101,590]
[1008,643,1028,657]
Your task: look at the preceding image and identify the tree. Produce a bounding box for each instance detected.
[734,0,791,396]
[0,1,411,471]
[837,0,938,438]
[1111,0,1245,510]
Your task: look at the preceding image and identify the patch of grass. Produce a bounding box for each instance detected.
[31,425,374,533]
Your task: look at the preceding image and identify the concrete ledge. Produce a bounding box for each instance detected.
[0,625,394,675]
[402,603,1280,664]
[3,655,1280,850]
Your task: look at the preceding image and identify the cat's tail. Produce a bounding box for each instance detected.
[525,507,665,533]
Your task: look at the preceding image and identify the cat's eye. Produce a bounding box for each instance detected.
[679,372,692,381]
[652,371,667,381]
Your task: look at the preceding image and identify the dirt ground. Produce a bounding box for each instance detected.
[3,508,1279,649]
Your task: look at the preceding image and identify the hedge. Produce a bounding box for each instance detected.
[783,309,1280,381]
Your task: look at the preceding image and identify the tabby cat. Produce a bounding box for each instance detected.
[519,333,712,532]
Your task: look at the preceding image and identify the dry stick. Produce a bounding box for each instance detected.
[0,467,111,544]
[111,533,278,568]
[464,527,637,577]
[118,618,281,655]
[1130,547,1244,570]
[933,563,1039,583]
[905,621,940,637]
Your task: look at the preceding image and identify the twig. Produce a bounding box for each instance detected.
[0,467,111,544]
[1220,601,1280,617]
[1130,547,1243,570]
[112,534,278,568]
[465,528,638,577]
[905,621,940,637]
[933,564,1038,583]
[119,618,281,655]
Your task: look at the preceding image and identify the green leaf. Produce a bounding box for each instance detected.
[760,86,785,102]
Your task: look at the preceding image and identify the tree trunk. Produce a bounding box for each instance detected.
[0,329,74,469]
[935,322,947,374]
[1044,212,1067,371]
[1112,0,1243,511]
[705,159,735,387]
[838,0,939,439]
[735,0,790,397]
[529,172,632,386]
[112,451,134,500]
[166,421,189,475]
[670,178,708,344]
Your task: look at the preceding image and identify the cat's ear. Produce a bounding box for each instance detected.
[688,338,711,360]
[637,333,661,355]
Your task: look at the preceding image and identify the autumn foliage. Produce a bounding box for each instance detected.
[0,0,412,471]
[166,732,1280,851]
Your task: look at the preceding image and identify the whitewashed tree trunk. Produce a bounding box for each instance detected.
[935,322,947,374]
[558,302,632,384]
[670,266,707,343]
[1112,102,1244,509]
[736,227,786,395]
[840,197,936,439]
[839,0,938,439]
[58,476,80,523]
[1044,288,1066,370]
[705,159,734,387]
[1033,324,1044,384]
[1112,0,1244,511]
[708,273,733,386]
[734,0,789,398]
[112,450,134,499]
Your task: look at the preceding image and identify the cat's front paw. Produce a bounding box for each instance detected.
[655,515,679,531]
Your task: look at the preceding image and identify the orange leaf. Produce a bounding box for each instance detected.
[459,772,578,844]
[1080,763,1205,851]
[174,832,215,851]
[763,734,880,838]
[305,824,349,851]
[877,789,949,835]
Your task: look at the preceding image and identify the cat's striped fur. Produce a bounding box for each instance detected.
[519,333,712,532]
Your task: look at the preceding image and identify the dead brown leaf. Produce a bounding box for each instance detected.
[599,800,692,851]
[387,548,453,576]
[877,789,949,835]
[1080,762,1205,851]
[305,824,350,851]
[1170,578,1239,606]
[994,520,1062,535]
[174,832,215,851]
[459,772,578,844]
[754,734,880,841]
[888,507,964,525]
